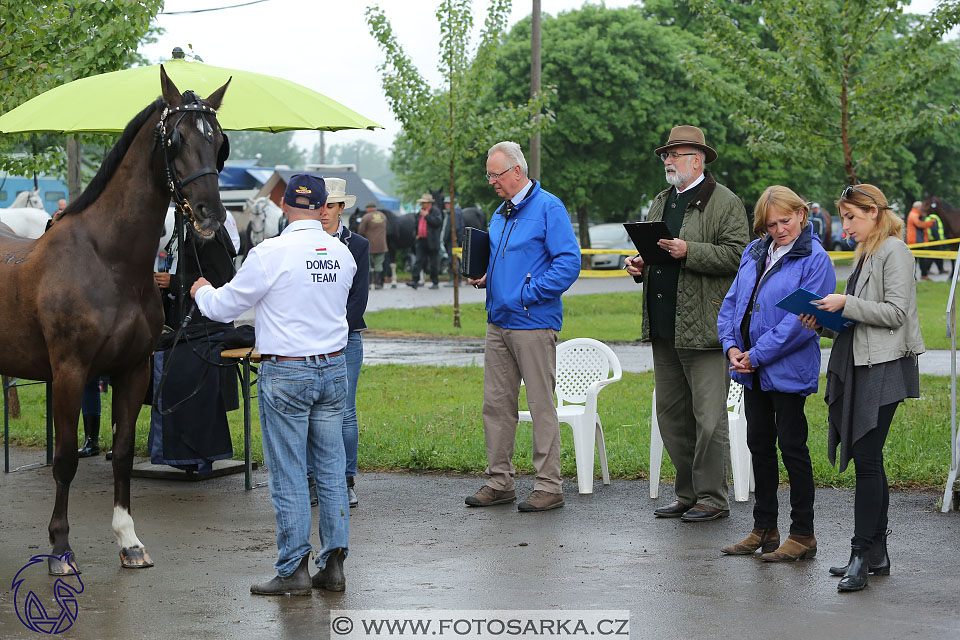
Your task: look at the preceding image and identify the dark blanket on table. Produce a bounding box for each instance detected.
[148,324,255,473]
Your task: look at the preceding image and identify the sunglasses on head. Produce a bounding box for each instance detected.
[840,185,887,210]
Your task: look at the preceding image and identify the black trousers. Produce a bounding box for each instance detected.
[851,402,897,548]
[743,384,815,535]
[412,238,438,285]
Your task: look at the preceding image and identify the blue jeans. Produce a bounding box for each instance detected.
[343,331,363,478]
[258,356,349,576]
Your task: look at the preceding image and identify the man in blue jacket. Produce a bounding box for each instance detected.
[465,141,580,512]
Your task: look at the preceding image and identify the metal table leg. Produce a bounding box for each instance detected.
[243,357,252,491]
[3,376,9,473]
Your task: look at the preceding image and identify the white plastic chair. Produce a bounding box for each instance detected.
[649,382,755,502]
[518,338,622,494]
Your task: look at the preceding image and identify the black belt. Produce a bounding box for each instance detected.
[261,350,343,361]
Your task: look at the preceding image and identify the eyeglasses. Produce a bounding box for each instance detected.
[485,165,515,181]
[840,185,887,210]
[660,151,698,162]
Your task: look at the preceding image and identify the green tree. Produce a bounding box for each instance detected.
[227,131,307,168]
[484,5,766,239]
[367,0,551,326]
[0,1,163,177]
[687,0,960,197]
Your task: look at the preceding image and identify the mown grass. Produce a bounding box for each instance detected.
[3,366,951,489]
[367,280,955,349]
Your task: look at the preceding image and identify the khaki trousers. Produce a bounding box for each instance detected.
[481,324,561,493]
[652,339,731,510]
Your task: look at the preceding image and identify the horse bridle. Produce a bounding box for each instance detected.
[155,92,229,226]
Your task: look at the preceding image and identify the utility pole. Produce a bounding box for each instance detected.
[319,131,326,164]
[529,0,541,181]
[67,137,82,201]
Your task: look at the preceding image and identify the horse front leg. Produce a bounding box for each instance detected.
[47,367,86,576]
[110,361,154,569]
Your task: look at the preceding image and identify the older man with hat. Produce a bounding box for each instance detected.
[625,125,749,522]
[191,173,356,595]
[408,192,442,289]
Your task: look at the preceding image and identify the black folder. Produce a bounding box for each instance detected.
[458,227,490,279]
[623,221,676,265]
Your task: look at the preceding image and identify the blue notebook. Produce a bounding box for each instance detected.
[775,288,856,333]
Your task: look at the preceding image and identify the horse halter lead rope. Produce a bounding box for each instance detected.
[155,91,229,225]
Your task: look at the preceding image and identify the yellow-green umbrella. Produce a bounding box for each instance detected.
[0,57,381,134]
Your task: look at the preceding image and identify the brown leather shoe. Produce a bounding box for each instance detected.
[721,528,781,555]
[465,486,516,507]
[517,489,565,512]
[680,503,730,522]
[761,534,817,562]
[654,501,693,518]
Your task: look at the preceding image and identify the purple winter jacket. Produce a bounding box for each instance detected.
[717,223,835,395]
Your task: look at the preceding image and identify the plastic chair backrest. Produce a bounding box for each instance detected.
[554,338,621,406]
[727,382,744,415]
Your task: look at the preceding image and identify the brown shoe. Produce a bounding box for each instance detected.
[654,501,693,518]
[465,485,516,507]
[721,528,781,555]
[517,489,564,512]
[761,534,817,562]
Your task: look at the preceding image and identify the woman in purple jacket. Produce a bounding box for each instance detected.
[717,185,836,562]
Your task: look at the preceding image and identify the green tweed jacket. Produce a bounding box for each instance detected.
[640,170,749,349]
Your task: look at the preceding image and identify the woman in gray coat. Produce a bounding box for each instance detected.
[800,184,924,593]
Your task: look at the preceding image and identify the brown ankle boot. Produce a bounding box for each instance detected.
[761,533,817,562]
[721,527,780,555]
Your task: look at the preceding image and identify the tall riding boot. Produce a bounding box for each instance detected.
[77,413,101,458]
[828,530,891,576]
[837,544,870,592]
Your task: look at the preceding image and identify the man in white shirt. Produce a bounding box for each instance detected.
[191,174,357,596]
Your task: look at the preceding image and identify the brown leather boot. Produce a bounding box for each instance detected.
[761,533,817,562]
[721,528,780,555]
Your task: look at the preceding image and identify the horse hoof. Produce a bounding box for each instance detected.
[48,552,81,576]
[120,546,154,569]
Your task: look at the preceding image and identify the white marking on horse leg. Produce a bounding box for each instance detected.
[112,506,144,549]
[112,422,117,435]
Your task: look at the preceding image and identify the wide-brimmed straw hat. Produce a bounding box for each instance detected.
[654,125,718,164]
[323,177,356,208]
[417,192,435,204]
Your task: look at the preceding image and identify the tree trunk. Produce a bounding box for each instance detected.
[577,204,591,270]
[7,385,20,420]
[840,73,856,185]
[450,153,461,329]
[529,0,542,181]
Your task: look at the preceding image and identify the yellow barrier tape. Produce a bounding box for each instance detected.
[907,237,960,248]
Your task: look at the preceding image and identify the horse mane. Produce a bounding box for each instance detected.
[61,98,164,216]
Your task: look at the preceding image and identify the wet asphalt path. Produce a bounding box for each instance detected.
[0,447,958,640]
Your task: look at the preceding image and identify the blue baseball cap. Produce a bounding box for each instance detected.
[283,173,327,210]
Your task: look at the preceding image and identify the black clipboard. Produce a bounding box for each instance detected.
[458,227,490,279]
[623,221,676,265]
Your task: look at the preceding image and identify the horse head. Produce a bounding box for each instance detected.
[245,197,282,249]
[10,190,44,209]
[158,65,231,240]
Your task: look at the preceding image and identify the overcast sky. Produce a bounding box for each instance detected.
[139,0,949,157]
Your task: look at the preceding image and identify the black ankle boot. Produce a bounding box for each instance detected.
[346,475,358,509]
[829,530,891,576]
[837,545,870,592]
[77,414,101,458]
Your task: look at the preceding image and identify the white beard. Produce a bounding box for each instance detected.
[664,167,693,188]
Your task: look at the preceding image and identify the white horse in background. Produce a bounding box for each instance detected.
[241,196,283,260]
[0,190,50,239]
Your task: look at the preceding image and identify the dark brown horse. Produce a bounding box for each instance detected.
[0,68,229,575]
[922,197,960,242]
